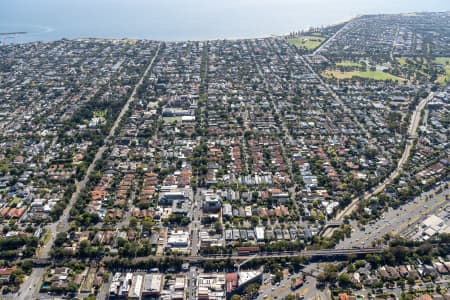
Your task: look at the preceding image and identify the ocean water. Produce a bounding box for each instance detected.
[0,0,449,43]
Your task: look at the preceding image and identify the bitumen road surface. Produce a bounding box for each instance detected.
[337,182,449,249]
[14,43,162,300]
[324,92,435,237]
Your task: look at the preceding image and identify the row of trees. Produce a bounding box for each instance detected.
[0,236,38,259]
[317,234,450,288]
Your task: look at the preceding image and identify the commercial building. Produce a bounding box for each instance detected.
[129,274,143,299]
[197,273,226,300]
[142,274,163,297]
[167,230,190,249]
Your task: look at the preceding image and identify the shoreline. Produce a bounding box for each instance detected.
[0,16,355,45]
[0,10,448,45]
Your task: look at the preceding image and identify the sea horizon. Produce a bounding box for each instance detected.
[1,0,449,44]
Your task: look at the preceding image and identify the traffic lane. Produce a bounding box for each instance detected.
[338,185,450,248]
[258,274,293,299]
[16,267,46,300]
[258,272,315,300]
[339,207,416,247]
[272,275,322,300]
[302,276,329,300]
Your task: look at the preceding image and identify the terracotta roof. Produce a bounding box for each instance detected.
[0,266,16,276]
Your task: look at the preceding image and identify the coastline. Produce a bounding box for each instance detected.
[0,15,356,45]
[0,10,448,45]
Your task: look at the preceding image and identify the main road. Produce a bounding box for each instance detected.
[324,92,435,237]
[312,18,353,56]
[337,182,449,249]
[15,43,161,300]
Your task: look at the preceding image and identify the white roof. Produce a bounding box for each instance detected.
[129,275,143,298]
[255,226,265,239]
[174,276,185,289]
[238,270,262,285]
[423,215,444,228]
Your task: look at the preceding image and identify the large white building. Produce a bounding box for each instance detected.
[167,230,190,248]
[142,274,163,297]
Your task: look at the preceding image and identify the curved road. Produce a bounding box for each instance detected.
[338,183,450,249]
[324,92,434,237]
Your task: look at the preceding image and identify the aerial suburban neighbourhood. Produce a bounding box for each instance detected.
[0,11,449,300]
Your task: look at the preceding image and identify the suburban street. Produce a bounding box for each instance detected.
[337,182,450,249]
[312,20,351,56]
[324,92,435,237]
[14,43,162,300]
[190,190,202,256]
[0,7,449,300]
[187,266,199,300]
